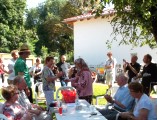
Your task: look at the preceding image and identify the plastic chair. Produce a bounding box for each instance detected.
[0,103,4,114]
[34,82,46,104]
[149,82,157,96]
[95,85,118,105]
[0,114,8,120]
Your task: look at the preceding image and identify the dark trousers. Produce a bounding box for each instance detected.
[118,116,128,120]
[79,95,93,104]
[34,79,39,93]
[98,108,118,120]
[27,87,33,103]
[1,74,4,83]
[97,106,125,120]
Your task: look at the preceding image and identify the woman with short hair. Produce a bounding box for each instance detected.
[41,56,63,108]
[119,82,157,120]
[2,85,32,120]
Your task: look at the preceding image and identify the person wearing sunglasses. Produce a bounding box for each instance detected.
[2,85,32,120]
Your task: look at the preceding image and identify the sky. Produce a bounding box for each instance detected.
[26,0,46,9]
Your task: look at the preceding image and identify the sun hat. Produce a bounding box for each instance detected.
[19,43,31,53]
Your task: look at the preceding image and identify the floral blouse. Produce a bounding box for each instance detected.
[3,102,27,120]
[41,66,55,91]
[71,70,93,97]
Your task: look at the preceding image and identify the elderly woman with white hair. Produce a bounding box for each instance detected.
[65,58,93,104]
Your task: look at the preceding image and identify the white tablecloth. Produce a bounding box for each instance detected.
[55,100,107,120]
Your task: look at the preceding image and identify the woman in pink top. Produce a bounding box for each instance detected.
[66,58,93,104]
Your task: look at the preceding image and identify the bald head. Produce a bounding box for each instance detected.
[13,76,27,91]
[61,55,66,63]
[116,73,128,86]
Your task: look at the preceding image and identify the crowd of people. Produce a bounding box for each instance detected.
[0,43,157,120]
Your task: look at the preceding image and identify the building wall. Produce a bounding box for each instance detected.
[0,53,36,69]
[73,17,157,66]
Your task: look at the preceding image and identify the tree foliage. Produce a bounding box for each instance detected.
[0,0,38,53]
[87,0,157,48]
[25,0,81,56]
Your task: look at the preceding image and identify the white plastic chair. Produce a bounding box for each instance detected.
[34,82,46,104]
[95,85,118,105]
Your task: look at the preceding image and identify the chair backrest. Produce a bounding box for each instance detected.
[0,102,4,114]
[0,114,8,120]
[34,82,46,104]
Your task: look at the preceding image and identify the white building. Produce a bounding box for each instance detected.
[63,9,157,68]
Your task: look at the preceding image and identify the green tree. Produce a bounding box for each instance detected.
[0,0,38,53]
[25,0,81,57]
[87,0,157,47]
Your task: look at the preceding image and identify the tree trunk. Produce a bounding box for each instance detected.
[152,21,157,44]
[150,6,157,44]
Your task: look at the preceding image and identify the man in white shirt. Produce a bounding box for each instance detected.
[105,52,116,88]
[7,50,19,84]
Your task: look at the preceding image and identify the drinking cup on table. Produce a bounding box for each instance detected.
[58,107,63,115]
[90,105,95,113]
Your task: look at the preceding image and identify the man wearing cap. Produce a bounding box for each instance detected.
[14,43,33,103]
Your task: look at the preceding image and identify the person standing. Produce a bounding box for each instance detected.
[14,43,33,103]
[136,54,157,96]
[104,52,116,88]
[0,57,10,84]
[7,50,19,85]
[29,58,43,94]
[42,56,63,108]
[123,55,141,83]
[65,58,93,104]
[56,55,71,86]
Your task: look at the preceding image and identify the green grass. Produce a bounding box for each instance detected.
[93,83,108,105]
[0,83,108,107]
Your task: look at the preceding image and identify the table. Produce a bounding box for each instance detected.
[55,100,107,120]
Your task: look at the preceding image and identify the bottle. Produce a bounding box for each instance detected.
[75,99,80,110]
[57,96,62,107]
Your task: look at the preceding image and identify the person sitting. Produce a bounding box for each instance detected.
[119,82,157,120]
[97,73,135,120]
[13,76,52,120]
[2,85,32,120]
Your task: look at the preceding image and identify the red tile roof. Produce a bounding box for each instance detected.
[63,8,116,24]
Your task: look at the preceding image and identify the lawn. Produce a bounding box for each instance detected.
[0,83,108,107]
